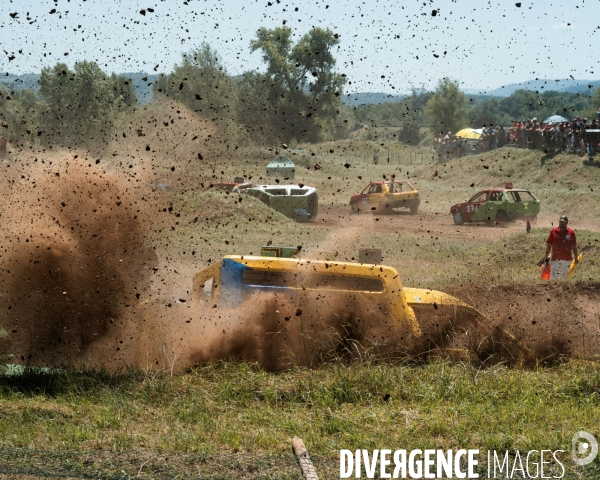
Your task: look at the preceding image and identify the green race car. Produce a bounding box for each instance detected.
[450,186,540,225]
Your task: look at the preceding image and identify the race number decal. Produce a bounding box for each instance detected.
[466,204,478,213]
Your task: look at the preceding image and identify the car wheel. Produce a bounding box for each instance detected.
[495,211,508,226]
[382,206,393,215]
[350,204,359,213]
[453,211,464,225]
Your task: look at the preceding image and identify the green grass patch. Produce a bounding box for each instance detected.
[347,228,600,288]
[0,362,599,477]
[146,189,327,262]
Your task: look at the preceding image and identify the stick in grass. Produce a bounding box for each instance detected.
[292,436,319,480]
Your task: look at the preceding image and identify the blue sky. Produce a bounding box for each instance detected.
[1,0,599,93]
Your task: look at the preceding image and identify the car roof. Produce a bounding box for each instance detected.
[370,180,410,184]
[249,184,316,193]
[477,188,531,192]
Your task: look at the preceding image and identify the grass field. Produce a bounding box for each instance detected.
[1,107,600,478]
[0,361,599,478]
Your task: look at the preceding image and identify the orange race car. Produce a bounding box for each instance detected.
[350,180,420,214]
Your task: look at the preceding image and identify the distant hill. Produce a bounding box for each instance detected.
[562,80,600,94]
[345,79,599,105]
[465,79,600,97]
[341,92,406,106]
[0,73,40,93]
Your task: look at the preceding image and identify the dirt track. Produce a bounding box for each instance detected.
[308,204,531,241]
[4,157,596,369]
[309,204,600,239]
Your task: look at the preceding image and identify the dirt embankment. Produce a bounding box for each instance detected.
[0,97,231,370]
[446,282,600,362]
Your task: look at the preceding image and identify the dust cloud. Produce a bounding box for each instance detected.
[0,155,158,368]
[0,98,231,372]
[446,283,600,363]
[187,285,414,372]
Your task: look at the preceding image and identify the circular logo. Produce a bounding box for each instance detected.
[572,431,598,466]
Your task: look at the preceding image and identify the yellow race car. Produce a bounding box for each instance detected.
[191,254,525,370]
[350,180,420,214]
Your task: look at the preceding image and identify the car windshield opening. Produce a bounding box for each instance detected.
[517,191,537,202]
[242,269,385,292]
[266,189,288,196]
[469,192,487,202]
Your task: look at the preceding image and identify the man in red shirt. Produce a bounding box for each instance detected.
[545,215,578,279]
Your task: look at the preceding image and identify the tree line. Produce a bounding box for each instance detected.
[156,27,348,145]
[467,88,600,128]
[354,78,600,137]
[1,26,599,149]
[0,61,136,147]
[0,27,349,149]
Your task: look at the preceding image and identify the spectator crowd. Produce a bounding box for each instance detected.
[507,116,599,154]
[436,132,474,161]
[436,110,600,161]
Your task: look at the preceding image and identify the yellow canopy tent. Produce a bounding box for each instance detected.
[454,128,482,140]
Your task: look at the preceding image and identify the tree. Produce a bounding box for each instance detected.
[593,86,600,110]
[0,86,40,145]
[235,71,273,143]
[468,97,504,127]
[38,61,129,145]
[154,43,237,125]
[248,26,347,143]
[398,88,431,143]
[409,87,431,126]
[425,78,467,135]
[398,112,422,144]
[110,73,137,109]
[330,104,355,140]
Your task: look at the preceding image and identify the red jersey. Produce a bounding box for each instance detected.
[546,227,576,261]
